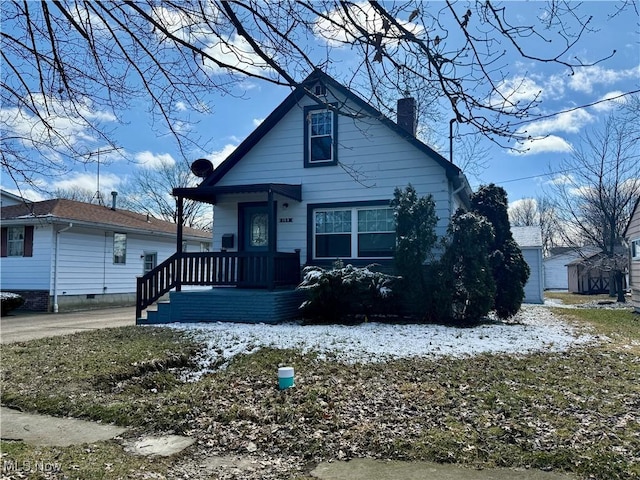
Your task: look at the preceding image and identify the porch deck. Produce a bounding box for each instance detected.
[135,251,302,323]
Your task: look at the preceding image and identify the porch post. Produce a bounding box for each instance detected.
[267,187,276,290]
[176,195,184,292]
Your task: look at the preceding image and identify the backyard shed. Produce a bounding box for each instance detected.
[511,226,544,304]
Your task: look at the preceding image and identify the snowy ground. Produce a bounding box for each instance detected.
[166,304,600,379]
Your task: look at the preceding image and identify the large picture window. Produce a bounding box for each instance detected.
[313,205,395,259]
[304,105,338,167]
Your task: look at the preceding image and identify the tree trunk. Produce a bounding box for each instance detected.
[615,271,626,303]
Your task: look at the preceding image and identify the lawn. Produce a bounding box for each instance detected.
[1,297,639,480]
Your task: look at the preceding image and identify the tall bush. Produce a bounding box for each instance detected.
[390,184,438,317]
[431,212,496,324]
[471,184,530,319]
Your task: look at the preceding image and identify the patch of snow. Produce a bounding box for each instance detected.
[164,305,601,380]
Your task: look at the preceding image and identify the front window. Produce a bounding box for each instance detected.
[313,206,395,259]
[113,233,126,264]
[304,105,337,167]
[7,226,25,257]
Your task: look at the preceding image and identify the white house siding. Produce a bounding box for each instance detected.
[626,203,640,312]
[520,247,544,304]
[544,253,575,290]
[54,227,204,296]
[213,94,455,264]
[0,223,53,290]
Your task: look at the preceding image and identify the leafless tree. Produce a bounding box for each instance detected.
[117,158,212,230]
[53,187,106,204]
[547,111,640,300]
[3,1,636,193]
[509,198,539,227]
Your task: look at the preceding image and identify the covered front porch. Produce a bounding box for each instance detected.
[135,183,304,323]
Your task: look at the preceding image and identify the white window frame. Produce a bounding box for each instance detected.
[632,238,640,260]
[113,232,127,264]
[312,206,395,260]
[7,226,25,257]
[308,109,334,164]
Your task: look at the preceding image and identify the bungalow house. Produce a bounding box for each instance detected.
[1,194,211,312]
[511,226,544,304]
[137,69,473,324]
[624,197,640,312]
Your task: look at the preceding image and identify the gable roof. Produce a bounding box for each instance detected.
[1,198,210,240]
[511,226,542,248]
[196,69,469,194]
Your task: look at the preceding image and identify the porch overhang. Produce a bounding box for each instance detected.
[173,183,302,205]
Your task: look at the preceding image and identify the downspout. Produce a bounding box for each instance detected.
[53,223,73,313]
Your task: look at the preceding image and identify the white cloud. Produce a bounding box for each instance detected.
[253,117,265,127]
[494,76,544,109]
[134,151,177,169]
[513,135,573,156]
[567,65,639,94]
[521,109,594,137]
[51,172,121,193]
[314,2,423,47]
[175,101,188,112]
[208,144,238,167]
[202,34,273,76]
[591,91,627,112]
[546,174,574,186]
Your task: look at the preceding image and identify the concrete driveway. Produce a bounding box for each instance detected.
[0,307,135,344]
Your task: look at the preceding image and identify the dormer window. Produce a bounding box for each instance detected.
[304,104,338,167]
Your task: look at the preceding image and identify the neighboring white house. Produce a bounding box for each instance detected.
[1,195,211,312]
[511,226,544,304]
[544,246,601,291]
[174,69,473,272]
[1,189,30,208]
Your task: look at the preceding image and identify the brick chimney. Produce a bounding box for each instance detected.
[397,97,417,136]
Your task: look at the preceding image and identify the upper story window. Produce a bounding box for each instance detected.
[113,233,127,264]
[1,226,33,258]
[304,105,338,167]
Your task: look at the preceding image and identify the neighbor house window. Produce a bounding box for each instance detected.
[113,233,127,264]
[7,226,25,257]
[1,226,33,258]
[312,205,395,259]
[304,105,338,167]
[200,242,211,252]
[632,239,640,260]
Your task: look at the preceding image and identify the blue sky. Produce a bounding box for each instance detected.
[3,1,639,209]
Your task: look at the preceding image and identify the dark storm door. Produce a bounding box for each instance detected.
[239,203,271,285]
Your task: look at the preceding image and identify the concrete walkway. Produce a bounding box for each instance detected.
[0,306,135,343]
[0,407,126,447]
[311,459,576,480]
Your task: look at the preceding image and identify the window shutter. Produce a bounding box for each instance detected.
[1,227,6,257]
[24,226,34,257]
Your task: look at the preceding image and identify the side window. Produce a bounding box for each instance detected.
[633,239,640,260]
[7,226,25,257]
[304,105,338,167]
[113,233,127,264]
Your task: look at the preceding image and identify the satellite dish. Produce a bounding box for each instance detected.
[190,158,214,178]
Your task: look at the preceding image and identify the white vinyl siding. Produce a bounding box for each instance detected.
[213,93,454,264]
[0,224,53,290]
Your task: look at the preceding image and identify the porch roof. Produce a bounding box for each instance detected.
[173,183,302,205]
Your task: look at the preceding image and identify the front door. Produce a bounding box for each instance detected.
[241,204,269,252]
